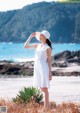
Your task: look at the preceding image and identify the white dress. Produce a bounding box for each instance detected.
[33,43,50,88]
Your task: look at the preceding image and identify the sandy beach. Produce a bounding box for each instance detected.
[52,65,80,72]
[0,76,80,104]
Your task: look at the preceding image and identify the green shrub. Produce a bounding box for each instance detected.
[12,87,43,103]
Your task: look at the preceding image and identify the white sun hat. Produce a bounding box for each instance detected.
[36,30,50,41]
[41,30,50,39]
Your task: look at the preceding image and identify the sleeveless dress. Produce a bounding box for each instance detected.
[33,43,50,88]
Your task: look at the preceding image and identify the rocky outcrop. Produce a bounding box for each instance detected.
[53,50,71,61]
[53,50,80,65]
[52,71,80,76]
[0,60,34,76]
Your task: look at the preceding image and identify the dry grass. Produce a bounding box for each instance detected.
[0,99,80,113]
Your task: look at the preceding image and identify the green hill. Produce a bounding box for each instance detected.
[0,2,80,43]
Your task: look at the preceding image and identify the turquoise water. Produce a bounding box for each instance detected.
[0,42,80,62]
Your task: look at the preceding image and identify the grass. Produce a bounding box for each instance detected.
[0,99,80,113]
[0,87,80,113]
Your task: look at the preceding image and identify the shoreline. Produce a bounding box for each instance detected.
[0,50,80,77]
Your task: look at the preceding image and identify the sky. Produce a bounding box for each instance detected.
[0,0,57,12]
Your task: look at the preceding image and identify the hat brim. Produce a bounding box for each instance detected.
[35,32,41,41]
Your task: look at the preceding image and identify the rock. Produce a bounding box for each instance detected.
[53,50,80,66]
[67,57,80,64]
[52,61,68,67]
[53,50,71,61]
[0,60,34,76]
[52,71,80,76]
[53,50,80,61]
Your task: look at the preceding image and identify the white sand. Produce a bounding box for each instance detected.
[52,65,80,72]
[0,76,80,104]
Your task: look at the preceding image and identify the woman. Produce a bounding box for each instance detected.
[24,30,52,110]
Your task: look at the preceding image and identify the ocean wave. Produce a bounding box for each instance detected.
[14,58,34,62]
[8,42,13,44]
[0,42,13,45]
[0,58,34,62]
[68,43,76,45]
[2,42,6,44]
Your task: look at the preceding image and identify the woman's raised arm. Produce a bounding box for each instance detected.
[24,32,38,49]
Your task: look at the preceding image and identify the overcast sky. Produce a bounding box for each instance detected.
[0,0,57,12]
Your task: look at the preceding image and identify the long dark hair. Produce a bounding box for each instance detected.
[46,39,52,49]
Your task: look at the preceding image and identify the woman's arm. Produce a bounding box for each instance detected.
[24,32,38,49]
[46,48,52,80]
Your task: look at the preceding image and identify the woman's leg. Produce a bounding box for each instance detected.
[40,87,49,109]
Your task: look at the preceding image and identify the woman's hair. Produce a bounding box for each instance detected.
[46,39,52,49]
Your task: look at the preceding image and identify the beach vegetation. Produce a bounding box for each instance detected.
[12,87,43,104]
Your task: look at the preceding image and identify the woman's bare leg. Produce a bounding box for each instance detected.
[41,87,49,109]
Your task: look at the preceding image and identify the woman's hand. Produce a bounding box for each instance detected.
[30,32,36,38]
[49,72,52,80]
[24,32,37,48]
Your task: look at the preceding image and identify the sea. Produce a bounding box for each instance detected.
[0,42,80,62]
